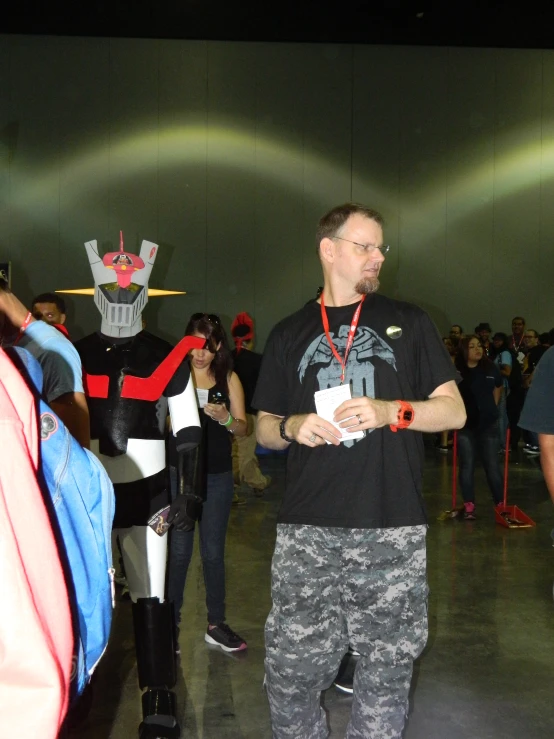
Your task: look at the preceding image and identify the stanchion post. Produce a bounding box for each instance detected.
[503,427,510,507]
[452,431,458,510]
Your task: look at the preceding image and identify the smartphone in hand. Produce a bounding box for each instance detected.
[208,389,228,405]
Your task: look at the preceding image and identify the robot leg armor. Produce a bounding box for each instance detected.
[132,597,179,738]
[139,690,179,738]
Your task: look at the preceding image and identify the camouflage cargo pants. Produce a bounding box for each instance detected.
[265,523,428,739]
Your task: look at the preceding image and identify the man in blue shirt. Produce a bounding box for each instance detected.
[0,279,89,447]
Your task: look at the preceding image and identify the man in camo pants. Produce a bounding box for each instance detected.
[254,203,465,738]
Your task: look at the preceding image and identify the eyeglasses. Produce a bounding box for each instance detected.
[331,236,390,256]
[524,334,537,339]
[191,313,221,325]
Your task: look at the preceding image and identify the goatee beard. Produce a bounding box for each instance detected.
[355,276,380,295]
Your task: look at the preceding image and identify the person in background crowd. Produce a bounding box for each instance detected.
[490,332,512,452]
[475,322,492,357]
[449,324,463,347]
[31,292,67,326]
[521,329,547,456]
[231,312,272,495]
[508,316,527,364]
[455,335,504,519]
[523,329,547,380]
[32,292,71,338]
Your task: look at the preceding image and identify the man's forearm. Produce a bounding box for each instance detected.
[0,289,34,329]
[408,395,466,433]
[256,413,290,451]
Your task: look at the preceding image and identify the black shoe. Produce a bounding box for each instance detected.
[205,622,247,652]
[334,650,360,694]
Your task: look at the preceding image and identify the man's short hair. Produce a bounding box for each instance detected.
[31,292,66,314]
[511,316,525,325]
[451,324,463,333]
[525,329,539,338]
[315,203,384,255]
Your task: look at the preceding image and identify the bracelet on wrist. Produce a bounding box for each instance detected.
[228,418,244,434]
[20,311,33,333]
[219,412,234,427]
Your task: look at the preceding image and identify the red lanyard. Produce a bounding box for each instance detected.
[320,292,365,384]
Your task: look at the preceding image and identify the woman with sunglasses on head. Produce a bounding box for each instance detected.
[455,335,504,520]
[168,312,248,652]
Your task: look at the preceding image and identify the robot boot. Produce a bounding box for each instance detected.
[132,597,180,739]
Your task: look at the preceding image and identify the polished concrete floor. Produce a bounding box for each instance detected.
[72,442,554,738]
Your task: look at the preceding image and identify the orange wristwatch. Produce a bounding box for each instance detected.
[390,400,415,432]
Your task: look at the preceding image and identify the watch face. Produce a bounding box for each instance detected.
[403,410,413,422]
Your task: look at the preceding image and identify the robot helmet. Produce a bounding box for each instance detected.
[86,232,158,338]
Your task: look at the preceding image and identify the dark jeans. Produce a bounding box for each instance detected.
[457,422,504,506]
[167,470,234,625]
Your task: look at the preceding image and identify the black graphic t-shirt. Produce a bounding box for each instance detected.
[253,294,457,529]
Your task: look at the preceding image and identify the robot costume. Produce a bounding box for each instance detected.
[74,234,204,738]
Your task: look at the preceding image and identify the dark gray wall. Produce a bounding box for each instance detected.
[1,36,552,345]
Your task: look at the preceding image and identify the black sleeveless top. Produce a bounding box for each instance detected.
[199,382,232,474]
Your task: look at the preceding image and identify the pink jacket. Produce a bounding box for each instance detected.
[0,349,73,737]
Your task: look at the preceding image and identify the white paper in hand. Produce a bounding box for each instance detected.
[314,385,365,444]
[196,388,209,408]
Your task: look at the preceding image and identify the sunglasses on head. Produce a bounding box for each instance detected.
[191,312,221,325]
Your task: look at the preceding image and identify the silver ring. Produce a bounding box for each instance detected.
[356,414,363,425]
[309,433,317,443]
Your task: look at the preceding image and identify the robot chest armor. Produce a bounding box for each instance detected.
[82,334,203,402]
